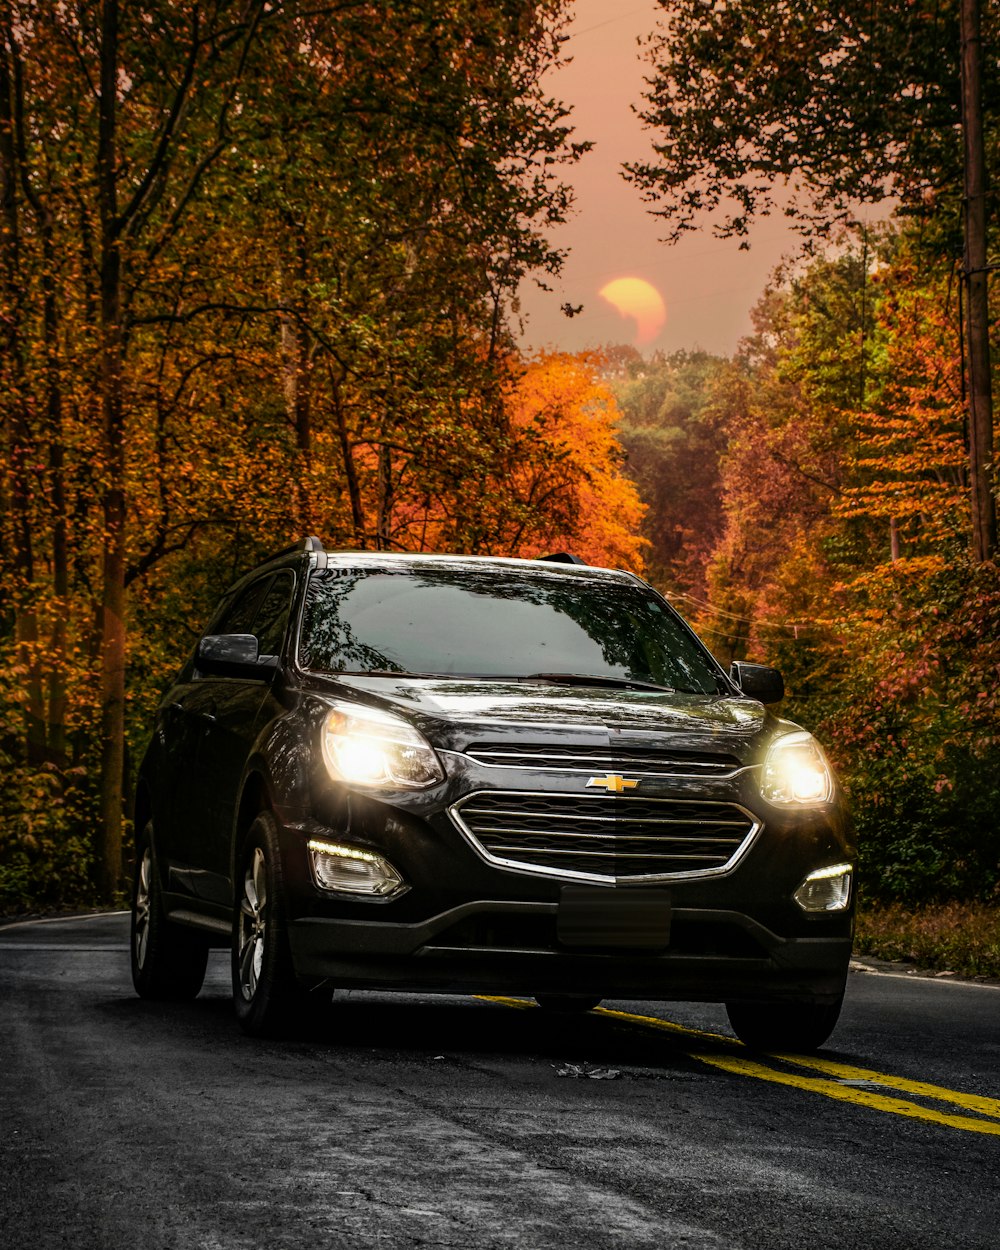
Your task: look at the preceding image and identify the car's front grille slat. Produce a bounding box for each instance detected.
[462,805,749,829]
[487,846,727,862]
[452,790,760,883]
[465,743,744,778]
[471,825,741,845]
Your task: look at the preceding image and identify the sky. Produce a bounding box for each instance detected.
[516,0,803,359]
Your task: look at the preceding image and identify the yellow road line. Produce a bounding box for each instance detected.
[771,1053,1000,1121]
[476,996,1000,1136]
[694,1052,1000,1137]
[595,1005,735,1046]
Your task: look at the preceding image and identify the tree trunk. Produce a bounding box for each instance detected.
[377,442,393,550]
[279,234,314,532]
[889,516,901,562]
[37,214,69,764]
[331,375,366,544]
[97,0,126,899]
[0,35,45,763]
[960,0,997,562]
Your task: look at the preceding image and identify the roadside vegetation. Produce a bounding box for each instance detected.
[610,234,1000,971]
[855,903,1000,980]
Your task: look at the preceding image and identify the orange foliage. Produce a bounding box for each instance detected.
[836,263,968,549]
[503,353,647,571]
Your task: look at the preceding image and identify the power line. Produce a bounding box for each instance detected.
[569,5,656,41]
[666,589,805,634]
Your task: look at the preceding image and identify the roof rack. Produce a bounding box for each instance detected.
[537,552,587,566]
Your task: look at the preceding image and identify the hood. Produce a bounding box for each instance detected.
[304,673,777,762]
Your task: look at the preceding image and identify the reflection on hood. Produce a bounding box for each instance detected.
[319,673,769,757]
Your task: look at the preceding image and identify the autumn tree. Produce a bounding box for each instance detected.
[837,260,968,553]
[1,0,588,903]
[630,0,998,559]
[493,352,647,570]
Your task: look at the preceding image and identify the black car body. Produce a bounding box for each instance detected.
[132,539,855,1047]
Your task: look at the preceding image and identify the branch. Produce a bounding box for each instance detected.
[141,0,268,261]
[125,521,204,586]
[118,6,201,233]
[768,449,843,495]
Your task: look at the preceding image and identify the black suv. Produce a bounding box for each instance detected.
[131,538,854,1047]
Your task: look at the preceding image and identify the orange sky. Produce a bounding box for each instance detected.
[517,0,804,358]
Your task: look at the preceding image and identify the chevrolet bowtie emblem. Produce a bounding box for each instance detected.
[587,773,640,794]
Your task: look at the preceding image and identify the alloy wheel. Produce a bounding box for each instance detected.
[238,847,268,1001]
[133,847,153,970]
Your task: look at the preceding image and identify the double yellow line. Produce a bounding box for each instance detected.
[478,997,1000,1138]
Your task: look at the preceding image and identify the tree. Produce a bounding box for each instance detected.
[613,350,728,598]
[837,259,968,551]
[0,0,585,900]
[629,0,998,559]
[497,352,647,569]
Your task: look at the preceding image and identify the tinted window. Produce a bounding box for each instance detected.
[300,567,723,695]
[215,578,269,636]
[252,572,294,655]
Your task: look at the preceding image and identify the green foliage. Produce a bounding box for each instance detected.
[1,0,631,909]
[628,0,999,248]
[617,229,999,907]
[612,350,729,598]
[0,674,96,913]
[0,763,95,915]
[819,558,1000,903]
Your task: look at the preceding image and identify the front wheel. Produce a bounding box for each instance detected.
[725,993,845,1053]
[233,811,329,1036]
[131,828,208,1000]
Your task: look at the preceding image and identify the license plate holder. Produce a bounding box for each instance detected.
[556,885,671,950]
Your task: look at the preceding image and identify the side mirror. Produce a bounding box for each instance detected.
[730,661,784,704]
[197,633,271,677]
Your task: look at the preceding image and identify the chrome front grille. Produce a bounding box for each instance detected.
[464,742,743,778]
[451,790,760,883]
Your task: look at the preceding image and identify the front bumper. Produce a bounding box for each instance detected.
[286,899,852,1005]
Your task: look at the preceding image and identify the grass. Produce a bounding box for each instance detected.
[855,901,1000,980]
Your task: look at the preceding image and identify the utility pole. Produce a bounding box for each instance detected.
[960,0,997,562]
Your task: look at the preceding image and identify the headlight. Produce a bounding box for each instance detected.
[761,731,833,806]
[321,701,444,789]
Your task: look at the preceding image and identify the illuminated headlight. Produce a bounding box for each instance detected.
[321,701,444,789]
[307,839,406,897]
[793,862,853,912]
[761,731,834,806]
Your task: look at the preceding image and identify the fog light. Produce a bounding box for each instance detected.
[793,863,853,912]
[307,839,406,897]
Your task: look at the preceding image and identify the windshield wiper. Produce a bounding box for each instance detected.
[520,672,676,694]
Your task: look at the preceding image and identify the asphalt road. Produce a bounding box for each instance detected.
[1,914,998,1250]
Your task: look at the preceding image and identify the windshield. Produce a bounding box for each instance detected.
[299,566,725,696]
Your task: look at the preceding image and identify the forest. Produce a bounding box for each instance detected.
[1,0,998,953]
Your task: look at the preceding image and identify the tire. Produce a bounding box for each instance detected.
[534,995,603,1013]
[725,993,845,1053]
[233,810,329,1036]
[131,825,209,1001]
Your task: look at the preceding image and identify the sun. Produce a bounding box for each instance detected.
[598,277,667,345]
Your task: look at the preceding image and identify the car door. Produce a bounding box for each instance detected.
[195,570,297,905]
[167,576,271,901]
